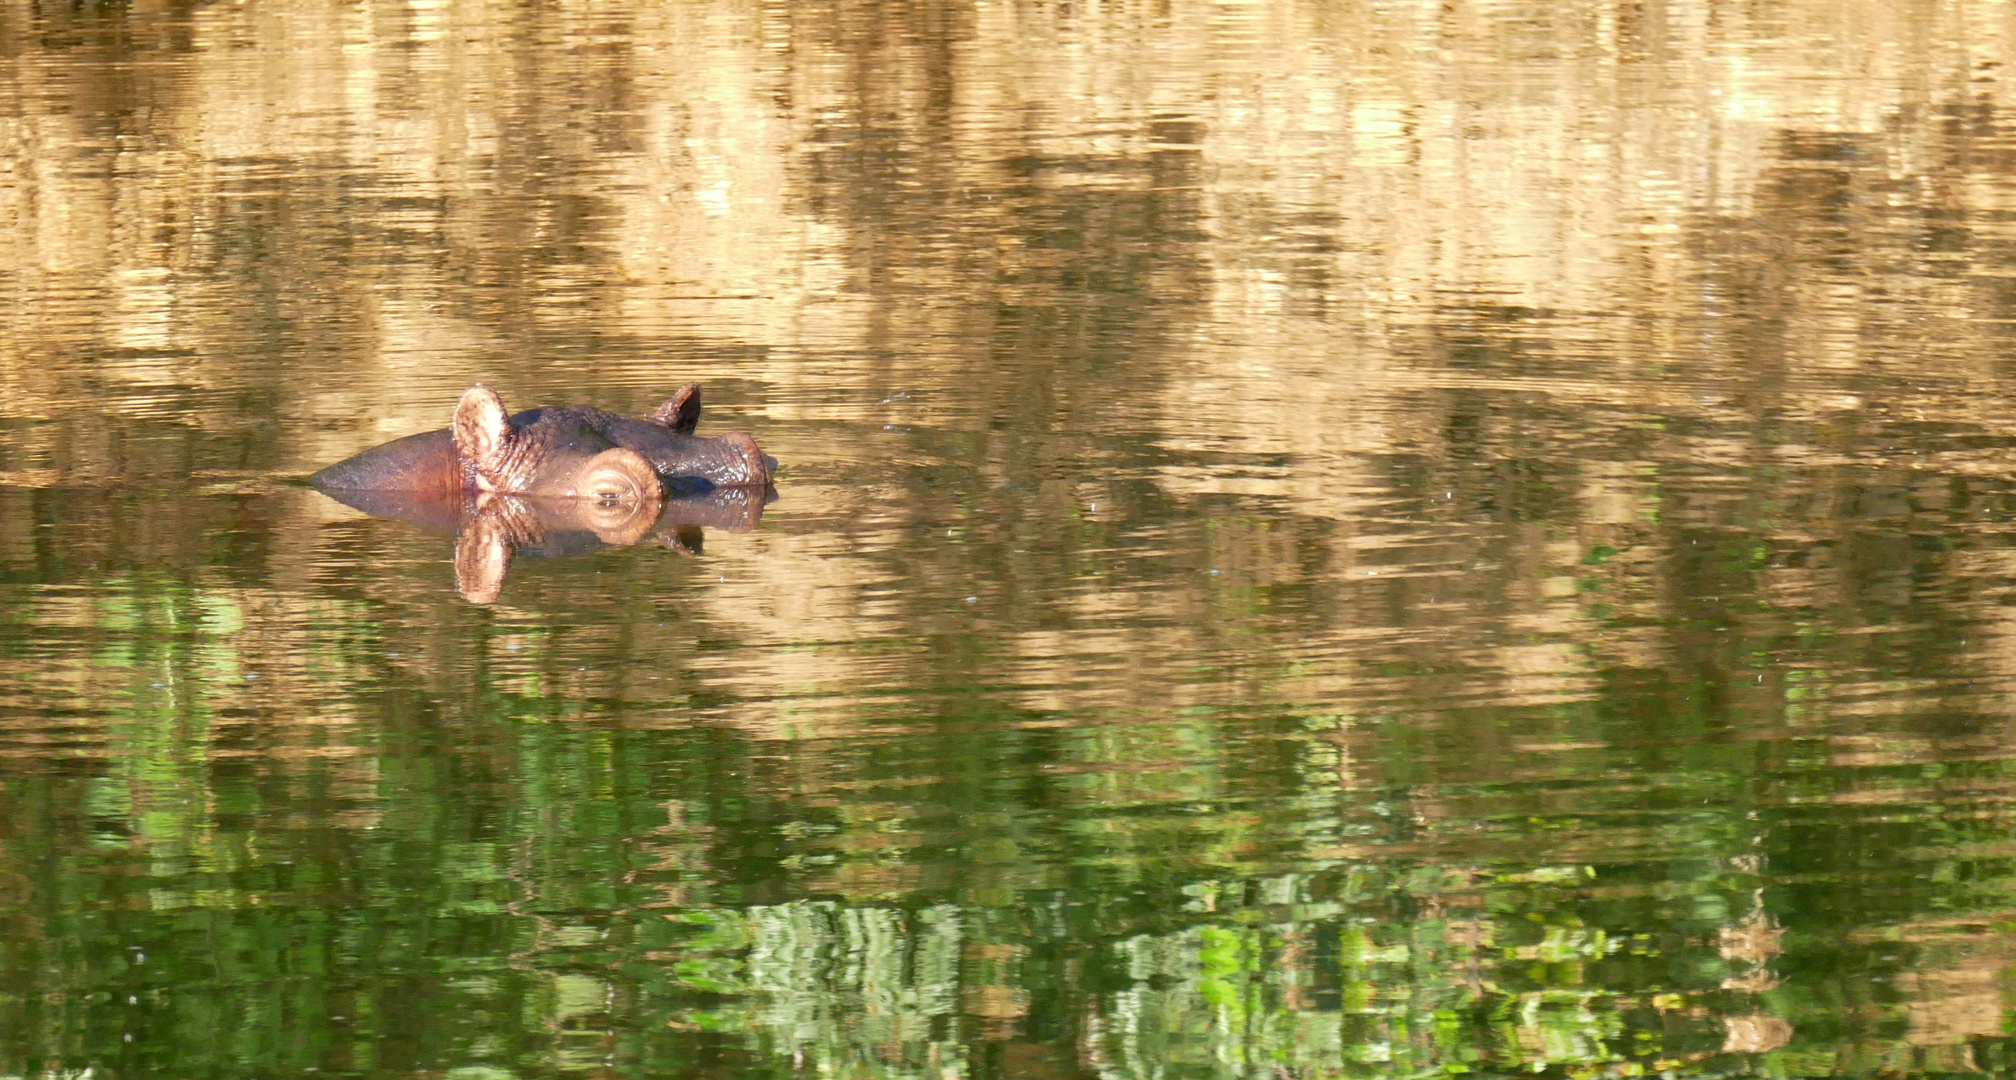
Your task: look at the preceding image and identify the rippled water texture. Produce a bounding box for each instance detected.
[9,0,2016,1076]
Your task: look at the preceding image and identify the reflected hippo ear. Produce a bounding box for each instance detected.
[656,525,704,556]
[453,384,513,474]
[649,383,702,435]
[454,511,514,605]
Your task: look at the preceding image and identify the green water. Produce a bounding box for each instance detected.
[7,0,2016,1076]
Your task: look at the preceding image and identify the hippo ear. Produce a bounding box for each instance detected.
[453,384,513,473]
[649,383,701,435]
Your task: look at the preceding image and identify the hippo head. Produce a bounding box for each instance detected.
[451,384,664,504]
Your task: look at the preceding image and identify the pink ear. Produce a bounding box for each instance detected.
[453,384,512,473]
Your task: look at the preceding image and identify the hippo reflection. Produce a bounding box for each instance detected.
[318,483,768,603]
[310,384,775,603]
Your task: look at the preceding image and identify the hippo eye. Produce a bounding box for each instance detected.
[579,449,662,506]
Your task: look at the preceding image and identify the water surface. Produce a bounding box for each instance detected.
[5,0,2016,1076]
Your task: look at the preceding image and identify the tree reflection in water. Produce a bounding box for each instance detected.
[10,0,2016,1076]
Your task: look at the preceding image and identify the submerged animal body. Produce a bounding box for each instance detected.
[309,383,774,500]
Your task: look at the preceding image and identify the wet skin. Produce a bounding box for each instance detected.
[309,383,774,499]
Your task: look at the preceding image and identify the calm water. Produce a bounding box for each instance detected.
[5,1,2016,1076]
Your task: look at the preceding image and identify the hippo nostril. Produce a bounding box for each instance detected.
[719,433,769,485]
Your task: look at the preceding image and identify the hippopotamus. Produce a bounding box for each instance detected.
[310,383,774,603]
[309,382,773,501]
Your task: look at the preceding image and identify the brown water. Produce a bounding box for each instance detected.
[6,0,2016,1076]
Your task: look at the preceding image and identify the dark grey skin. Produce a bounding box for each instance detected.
[309,382,774,500]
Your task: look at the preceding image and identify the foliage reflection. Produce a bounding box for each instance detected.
[8,0,2016,1077]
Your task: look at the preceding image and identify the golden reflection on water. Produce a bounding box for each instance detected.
[13,0,2016,1074]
